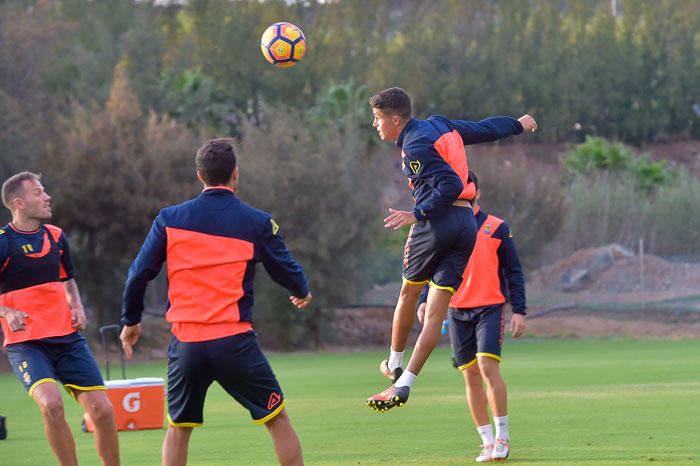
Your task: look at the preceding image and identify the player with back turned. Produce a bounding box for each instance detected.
[120,139,312,466]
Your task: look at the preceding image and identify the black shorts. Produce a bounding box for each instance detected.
[5,332,105,400]
[448,304,505,369]
[403,205,477,293]
[167,331,285,426]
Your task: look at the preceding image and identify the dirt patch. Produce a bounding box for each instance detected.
[337,244,700,346]
[531,245,700,294]
[520,244,700,339]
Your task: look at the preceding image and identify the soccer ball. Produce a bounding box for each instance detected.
[260,22,306,68]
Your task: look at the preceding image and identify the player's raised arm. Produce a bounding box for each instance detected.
[443,114,534,145]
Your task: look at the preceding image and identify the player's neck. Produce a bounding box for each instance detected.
[394,119,409,140]
[11,215,41,232]
[203,182,236,193]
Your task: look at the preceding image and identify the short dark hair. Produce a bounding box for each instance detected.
[195,138,237,186]
[369,87,412,119]
[468,170,479,191]
[2,171,41,210]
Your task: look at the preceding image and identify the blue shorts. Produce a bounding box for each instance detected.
[167,331,285,427]
[448,304,505,370]
[5,332,105,399]
[402,205,476,293]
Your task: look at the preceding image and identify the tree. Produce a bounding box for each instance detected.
[41,62,200,325]
[236,92,383,348]
[0,0,67,204]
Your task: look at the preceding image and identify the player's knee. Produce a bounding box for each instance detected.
[265,409,290,431]
[399,282,423,299]
[38,397,65,422]
[464,364,482,387]
[89,398,115,426]
[477,357,501,380]
[167,425,193,440]
[265,410,299,439]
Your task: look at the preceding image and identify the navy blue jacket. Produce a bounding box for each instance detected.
[397,115,523,220]
[122,187,308,342]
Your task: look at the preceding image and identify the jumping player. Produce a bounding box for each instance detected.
[120,139,311,466]
[0,172,120,466]
[418,171,526,461]
[366,87,536,411]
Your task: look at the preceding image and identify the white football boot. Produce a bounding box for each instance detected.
[475,444,494,462]
[491,438,510,461]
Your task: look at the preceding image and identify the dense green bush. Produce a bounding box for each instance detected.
[564,137,678,193]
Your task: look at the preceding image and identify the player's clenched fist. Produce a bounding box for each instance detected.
[518,114,538,133]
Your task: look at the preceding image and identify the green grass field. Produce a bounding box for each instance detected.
[1,338,699,465]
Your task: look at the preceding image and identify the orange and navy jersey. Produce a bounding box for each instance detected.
[121,187,309,343]
[0,223,76,346]
[396,116,523,220]
[451,209,526,314]
[419,209,526,314]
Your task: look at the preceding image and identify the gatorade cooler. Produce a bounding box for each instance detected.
[84,377,165,432]
[83,325,165,432]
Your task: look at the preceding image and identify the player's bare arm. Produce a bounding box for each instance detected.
[0,306,29,332]
[384,208,417,230]
[63,278,87,330]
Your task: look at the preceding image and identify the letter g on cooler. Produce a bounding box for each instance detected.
[123,392,141,413]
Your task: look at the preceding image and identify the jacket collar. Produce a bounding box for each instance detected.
[396,118,417,148]
[202,186,235,194]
